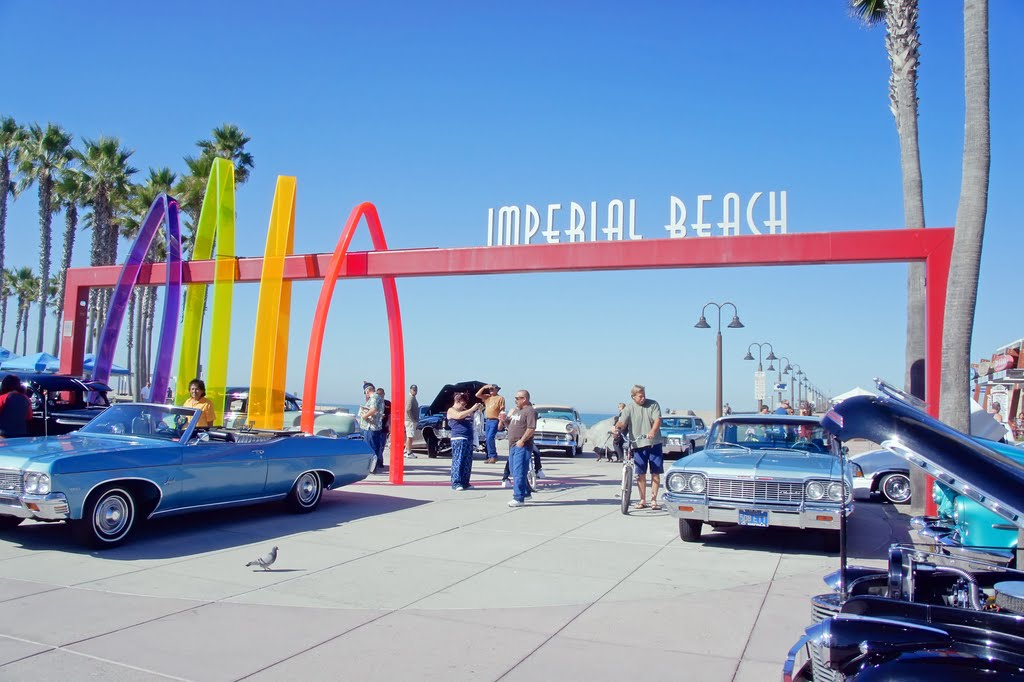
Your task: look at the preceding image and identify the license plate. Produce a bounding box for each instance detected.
[738,510,769,527]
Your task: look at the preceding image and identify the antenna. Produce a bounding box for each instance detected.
[838,435,849,601]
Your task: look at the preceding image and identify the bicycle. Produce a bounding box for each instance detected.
[613,432,638,515]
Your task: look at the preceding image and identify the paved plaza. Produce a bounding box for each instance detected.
[0,449,909,681]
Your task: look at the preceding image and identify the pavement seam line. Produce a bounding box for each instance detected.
[729,552,782,682]
[0,633,191,681]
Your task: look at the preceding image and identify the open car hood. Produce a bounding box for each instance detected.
[821,382,1024,528]
[427,381,487,416]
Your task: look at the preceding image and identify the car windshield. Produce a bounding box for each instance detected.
[536,408,574,420]
[79,404,198,442]
[662,417,697,429]
[709,420,833,453]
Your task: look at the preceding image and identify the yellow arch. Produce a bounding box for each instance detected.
[174,157,236,414]
[247,176,296,429]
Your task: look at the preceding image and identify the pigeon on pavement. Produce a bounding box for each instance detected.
[246,546,279,571]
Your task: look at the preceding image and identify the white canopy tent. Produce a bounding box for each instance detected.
[830,387,874,404]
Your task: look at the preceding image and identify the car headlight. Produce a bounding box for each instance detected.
[23,472,50,495]
[806,481,825,501]
[851,463,864,478]
[688,474,706,494]
[827,482,844,502]
[565,423,577,434]
[666,472,686,493]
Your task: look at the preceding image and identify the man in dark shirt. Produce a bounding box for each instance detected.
[501,389,536,507]
[0,375,31,438]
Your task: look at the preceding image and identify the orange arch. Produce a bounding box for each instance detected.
[301,202,407,483]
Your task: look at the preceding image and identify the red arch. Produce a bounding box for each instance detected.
[301,202,407,483]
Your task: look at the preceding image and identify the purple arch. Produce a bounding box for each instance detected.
[93,194,182,402]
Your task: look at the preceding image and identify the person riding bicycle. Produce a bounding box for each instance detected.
[614,384,663,510]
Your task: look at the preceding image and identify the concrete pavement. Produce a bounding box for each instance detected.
[0,449,909,681]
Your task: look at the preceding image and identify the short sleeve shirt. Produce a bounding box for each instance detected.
[0,392,32,437]
[505,403,537,446]
[618,398,663,448]
[184,396,216,428]
[406,394,419,422]
[484,394,506,420]
[359,393,383,431]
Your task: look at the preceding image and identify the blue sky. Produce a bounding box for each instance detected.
[2,1,1022,413]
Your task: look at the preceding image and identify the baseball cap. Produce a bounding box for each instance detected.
[410,384,418,390]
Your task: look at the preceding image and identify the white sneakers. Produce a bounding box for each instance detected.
[405,452,418,459]
[507,500,525,508]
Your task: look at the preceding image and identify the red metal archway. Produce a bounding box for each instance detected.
[59,224,954,510]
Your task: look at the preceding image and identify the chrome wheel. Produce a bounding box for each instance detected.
[288,471,323,513]
[880,473,912,504]
[73,486,137,548]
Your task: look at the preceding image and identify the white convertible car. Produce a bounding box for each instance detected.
[533,404,586,456]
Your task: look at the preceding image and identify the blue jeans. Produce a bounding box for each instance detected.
[451,438,473,488]
[365,429,384,469]
[484,418,500,458]
[509,444,531,502]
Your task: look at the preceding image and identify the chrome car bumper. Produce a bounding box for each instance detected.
[662,438,688,455]
[0,493,71,521]
[534,436,574,448]
[662,493,850,530]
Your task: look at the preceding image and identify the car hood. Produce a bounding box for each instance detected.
[427,381,487,416]
[670,447,841,480]
[536,417,573,428]
[823,390,1024,527]
[0,434,179,474]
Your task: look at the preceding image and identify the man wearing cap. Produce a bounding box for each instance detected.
[405,384,420,458]
[476,383,505,464]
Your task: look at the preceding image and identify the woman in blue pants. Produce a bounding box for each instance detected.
[447,392,483,490]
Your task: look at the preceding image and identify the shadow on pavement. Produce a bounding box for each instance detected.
[2,489,428,560]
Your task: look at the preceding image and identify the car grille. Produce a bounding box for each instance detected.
[535,431,571,442]
[0,469,23,495]
[706,478,803,504]
[809,593,842,682]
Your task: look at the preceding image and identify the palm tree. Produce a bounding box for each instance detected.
[196,124,254,184]
[16,123,74,353]
[174,153,215,245]
[940,0,991,432]
[0,268,13,348]
[50,168,87,355]
[850,0,927,399]
[11,266,38,355]
[0,116,24,347]
[78,137,137,353]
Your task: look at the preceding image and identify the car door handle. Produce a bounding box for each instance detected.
[252,450,265,456]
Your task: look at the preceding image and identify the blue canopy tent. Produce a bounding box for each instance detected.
[83,354,130,376]
[0,347,16,362]
[0,351,60,373]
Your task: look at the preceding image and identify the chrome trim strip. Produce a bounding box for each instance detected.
[149,493,286,516]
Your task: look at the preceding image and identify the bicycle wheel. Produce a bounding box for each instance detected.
[527,466,537,492]
[620,463,633,515]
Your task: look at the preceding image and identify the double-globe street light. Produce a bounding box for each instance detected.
[743,342,777,412]
[695,302,744,419]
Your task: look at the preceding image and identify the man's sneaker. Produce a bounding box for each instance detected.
[536,469,547,479]
[406,452,418,459]
[453,486,467,491]
[507,499,525,508]
[501,479,511,488]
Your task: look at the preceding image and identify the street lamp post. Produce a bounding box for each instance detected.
[790,364,804,409]
[776,356,792,412]
[695,302,744,419]
[743,342,777,412]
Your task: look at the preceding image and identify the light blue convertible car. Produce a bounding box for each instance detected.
[0,403,374,548]
[663,414,853,545]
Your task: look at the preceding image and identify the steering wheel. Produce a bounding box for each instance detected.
[791,441,824,453]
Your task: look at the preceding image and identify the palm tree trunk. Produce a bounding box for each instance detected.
[940,0,990,431]
[51,204,78,355]
[35,176,53,353]
[146,286,157,382]
[0,160,9,348]
[126,290,136,397]
[12,297,22,351]
[135,295,145,393]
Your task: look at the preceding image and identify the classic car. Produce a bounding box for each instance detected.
[415,381,486,458]
[850,448,912,504]
[659,413,707,457]
[223,386,360,436]
[784,381,1024,681]
[911,438,1024,567]
[662,414,852,544]
[0,402,374,548]
[11,373,111,436]
[533,404,585,456]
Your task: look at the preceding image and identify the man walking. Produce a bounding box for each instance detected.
[359,382,386,474]
[405,384,419,458]
[475,383,505,464]
[614,384,664,510]
[502,389,536,507]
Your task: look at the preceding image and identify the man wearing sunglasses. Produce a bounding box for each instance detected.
[501,390,537,507]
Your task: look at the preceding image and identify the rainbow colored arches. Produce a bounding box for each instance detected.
[93,195,182,402]
[301,202,407,482]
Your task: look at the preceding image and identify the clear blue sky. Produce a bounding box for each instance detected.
[2,1,1021,413]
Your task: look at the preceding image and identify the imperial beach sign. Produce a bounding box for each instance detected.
[486,191,787,246]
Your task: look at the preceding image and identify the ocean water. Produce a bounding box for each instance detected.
[581,413,615,427]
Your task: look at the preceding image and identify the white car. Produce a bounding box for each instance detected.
[533,404,586,456]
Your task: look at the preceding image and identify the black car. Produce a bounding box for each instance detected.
[11,373,112,436]
[415,380,486,458]
[784,380,1024,681]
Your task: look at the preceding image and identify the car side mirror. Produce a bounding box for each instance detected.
[191,431,210,445]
